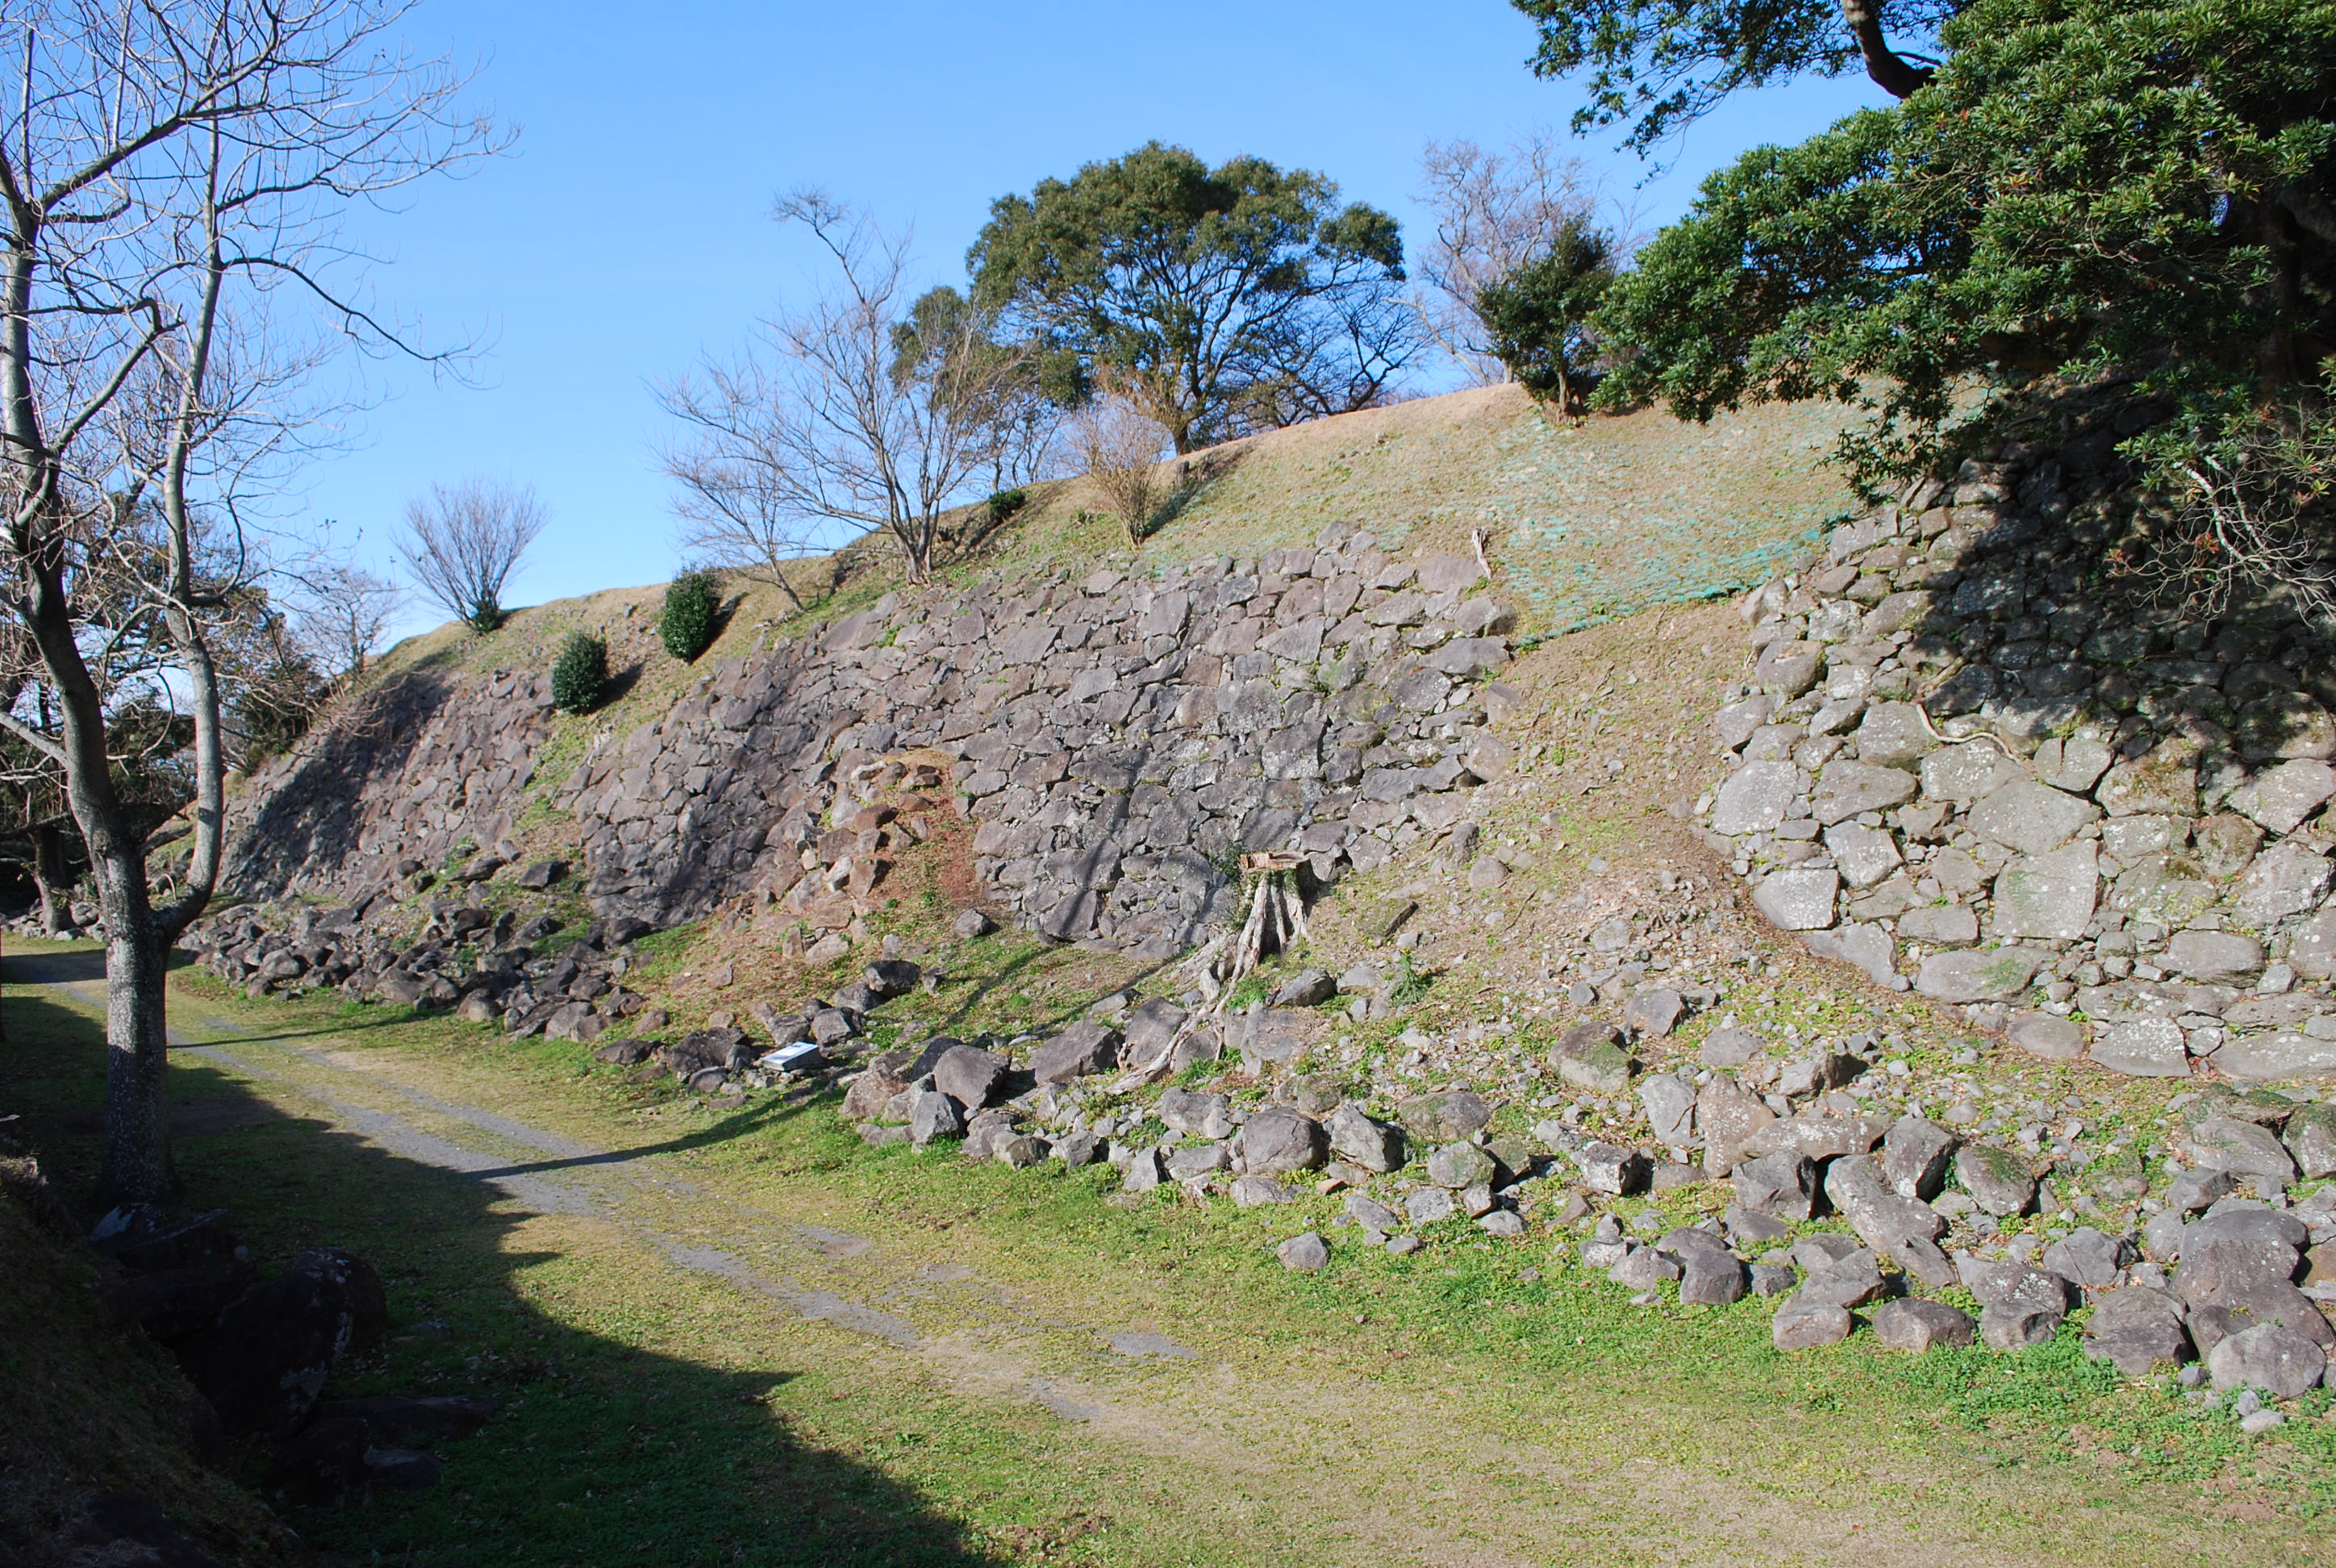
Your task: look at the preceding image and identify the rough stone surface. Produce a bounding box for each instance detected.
[1872,1297,1975,1353]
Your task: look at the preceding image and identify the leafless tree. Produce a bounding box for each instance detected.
[657,358,829,610]
[398,477,544,633]
[0,0,502,1202]
[1413,133,1633,385]
[657,191,1043,587]
[1069,376,1172,545]
[293,563,405,678]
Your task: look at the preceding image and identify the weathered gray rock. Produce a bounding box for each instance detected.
[1811,761,1918,825]
[1899,903,1979,947]
[1969,781,2100,856]
[1854,703,1938,769]
[1732,1150,1816,1220]
[1796,1249,1886,1310]
[1696,1073,1775,1177]
[2234,840,2334,925]
[2035,734,2115,793]
[1235,1107,1327,1177]
[1979,1302,2063,1351]
[1622,988,1686,1039]
[1326,1103,1405,1173]
[1772,1294,1853,1350]
[1270,968,1337,1007]
[1679,1253,1750,1307]
[2167,1166,2238,1211]
[1425,1141,1497,1189]
[2041,1227,2128,1291]
[1915,947,2041,1003]
[1404,1186,1456,1224]
[1232,1176,1295,1207]
[952,907,997,939]
[1990,843,2098,939]
[1158,1087,1237,1141]
[2215,1032,2336,1082]
[1121,998,1191,1065]
[1032,1021,1120,1083]
[2164,930,2263,981]
[1398,1090,1490,1143]
[1955,1145,2038,1215]
[2184,1116,2299,1188]
[1165,1143,1230,1182]
[2089,1018,2190,1078]
[908,1090,962,1146]
[1344,1193,1401,1234]
[2287,907,2336,980]
[2084,1287,2192,1375]
[1825,823,1903,888]
[2208,1324,2329,1399]
[1574,1141,1650,1196]
[2007,1011,2084,1061]
[1698,1026,1765,1067]
[1753,868,1840,931]
[1276,1232,1330,1273]
[1609,1245,1684,1290]
[1882,1116,1957,1200]
[1637,1074,1697,1146]
[2230,759,2336,835]
[932,1045,1009,1109]
[1803,922,1897,985]
[1873,1297,1975,1353]
[1711,761,1797,836]
[2285,1103,2336,1178]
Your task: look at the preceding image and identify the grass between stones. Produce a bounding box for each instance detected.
[6,941,2334,1566]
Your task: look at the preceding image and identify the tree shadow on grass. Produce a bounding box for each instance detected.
[0,982,1007,1568]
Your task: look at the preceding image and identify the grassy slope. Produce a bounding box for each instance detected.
[5,912,2331,1567]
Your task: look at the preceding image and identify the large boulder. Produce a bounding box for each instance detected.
[1031,1021,1120,1083]
[931,1045,1010,1109]
[1326,1102,1405,1173]
[1234,1108,1327,1177]
[2207,1324,2330,1399]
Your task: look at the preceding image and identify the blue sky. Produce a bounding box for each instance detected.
[320,1,1888,636]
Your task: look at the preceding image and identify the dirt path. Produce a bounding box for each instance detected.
[9,952,2305,1568]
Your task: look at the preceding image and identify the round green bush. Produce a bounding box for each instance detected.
[659,568,720,662]
[550,631,609,712]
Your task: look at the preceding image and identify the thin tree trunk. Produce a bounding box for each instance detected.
[31,820,64,933]
[97,840,173,1203]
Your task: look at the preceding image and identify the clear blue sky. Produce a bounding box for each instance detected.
[322,0,1886,636]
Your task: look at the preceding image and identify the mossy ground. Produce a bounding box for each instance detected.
[6,938,2334,1567]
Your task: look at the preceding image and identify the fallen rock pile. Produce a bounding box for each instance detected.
[87,1203,494,1506]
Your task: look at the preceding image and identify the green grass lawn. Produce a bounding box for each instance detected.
[6,940,2332,1567]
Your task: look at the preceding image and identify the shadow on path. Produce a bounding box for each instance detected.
[0,961,1006,1568]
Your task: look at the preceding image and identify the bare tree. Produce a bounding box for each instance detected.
[1413,133,1631,385]
[657,358,829,610]
[293,563,405,678]
[0,0,501,1202]
[657,191,1041,587]
[1069,376,1173,545]
[398,478,544,633]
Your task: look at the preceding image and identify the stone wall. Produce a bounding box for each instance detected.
[1697,457,2336,1085]
[225,525,1521,953]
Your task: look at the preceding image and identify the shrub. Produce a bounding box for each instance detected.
[550,632,609,712]
[986,488,1028,525]
[658,568,720,662]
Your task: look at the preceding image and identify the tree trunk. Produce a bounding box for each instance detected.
[31,820,65,934]
[96,840,173,1203]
